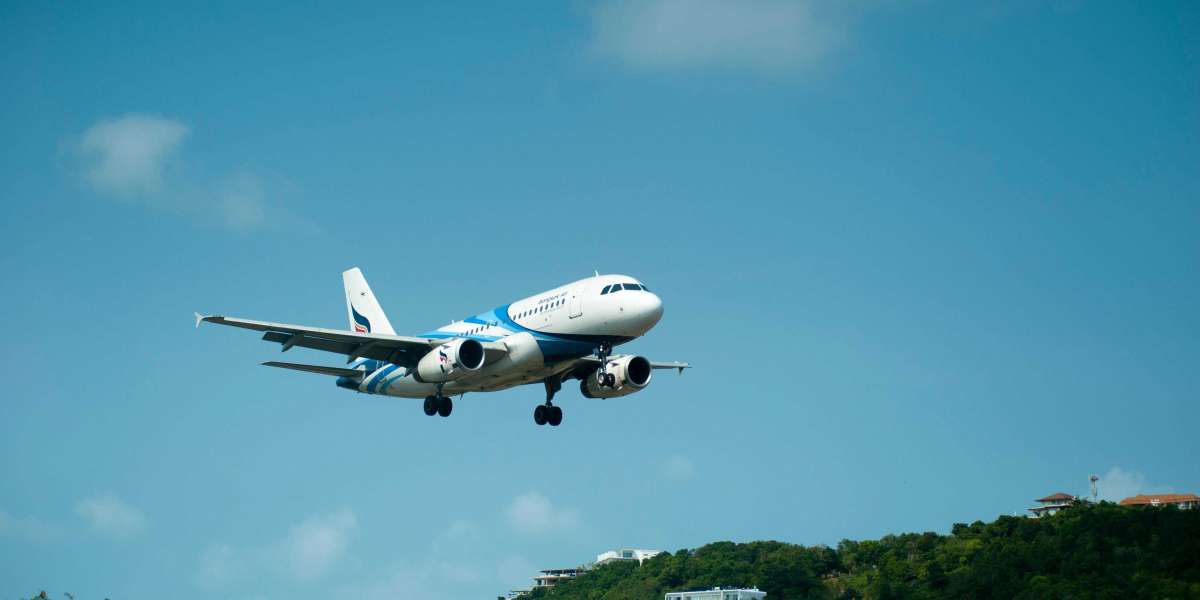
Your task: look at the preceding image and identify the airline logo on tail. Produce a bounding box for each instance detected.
[351,305,372,333]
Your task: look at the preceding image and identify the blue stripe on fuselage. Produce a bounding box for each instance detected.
[367,364,400,393]
[379,367,405,393]
[414,303,635,363]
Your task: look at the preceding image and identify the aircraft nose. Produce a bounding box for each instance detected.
[636,291,664,331]
[647,292,664,322]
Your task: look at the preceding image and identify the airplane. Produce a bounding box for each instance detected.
[196,268,689,426]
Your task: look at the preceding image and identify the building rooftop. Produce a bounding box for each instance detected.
[1119,493,1200,506]
[1035,492,1076,503]
[596,548,663,564]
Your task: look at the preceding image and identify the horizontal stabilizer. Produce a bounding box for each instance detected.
[650,361,692,374]
[580,355,692,374]
[262,361,363,378]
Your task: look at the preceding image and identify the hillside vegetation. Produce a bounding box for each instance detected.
[527,502,1200,600]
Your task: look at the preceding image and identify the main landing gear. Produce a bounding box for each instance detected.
[533,404,562,427]
[534,376,563,427]
[423,394,452,417]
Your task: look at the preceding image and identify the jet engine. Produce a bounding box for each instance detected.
[580,355,652,398]
[416,338,486,382]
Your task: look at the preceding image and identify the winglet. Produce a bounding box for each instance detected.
[194,312,204,329]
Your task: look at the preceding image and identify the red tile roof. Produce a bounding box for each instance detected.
[1036,492,1075,503]
[1119,493,1200,506]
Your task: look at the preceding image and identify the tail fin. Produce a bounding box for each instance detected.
[342,267,396,335]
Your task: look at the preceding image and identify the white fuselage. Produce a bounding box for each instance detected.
[350,274,663,398]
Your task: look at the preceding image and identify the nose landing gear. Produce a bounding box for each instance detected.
[595,341,616,388]
[597,371,616,387]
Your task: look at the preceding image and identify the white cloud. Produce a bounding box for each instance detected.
[588,0,848,73]
[339,562,477,600]
[75,493,147,540]
[430,518,479,557]
[195,508,357,589]
[78,114,189,196]
[660,454,697,481]
[1097,466,1173,502]
[216,172,268,231]
[333,519,486,600]
[444,518,474,538]
[73,114,302,231]
[196,543,241,587]
[0,508,62,543]
[276,508,358,581]
[506,491,579,534]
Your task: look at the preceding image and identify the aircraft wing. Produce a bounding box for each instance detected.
[196,314,506,367]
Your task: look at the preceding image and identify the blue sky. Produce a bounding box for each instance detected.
[2,1,1198,598]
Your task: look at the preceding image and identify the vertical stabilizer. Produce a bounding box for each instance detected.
[342,267,396,335]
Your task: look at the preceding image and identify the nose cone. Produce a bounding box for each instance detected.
[646,292,664,323]
[631,291,664,334]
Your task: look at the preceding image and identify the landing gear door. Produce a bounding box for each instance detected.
[569,293,582,319]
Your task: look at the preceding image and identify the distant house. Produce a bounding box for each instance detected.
[1119,493,1200,510]
[596,548,663,566]
[533,567,584,588]
[665,587,766,600]
[1028,492,1076,517]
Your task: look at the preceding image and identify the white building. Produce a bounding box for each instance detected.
[1028,492,1075,518]
[596,548,663,566]
[666,587,766,600]
[533,567,583,588]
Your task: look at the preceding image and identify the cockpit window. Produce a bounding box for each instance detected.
[610,284,622,293]
[625,283,642,291]
[640,285,650,291]
[600,285,611,295]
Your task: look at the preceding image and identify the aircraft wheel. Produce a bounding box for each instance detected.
[437,396,453,417]
[423,396,438,416]
[604,373,616,387]
[547,405,563,427]
[533,404,548,426]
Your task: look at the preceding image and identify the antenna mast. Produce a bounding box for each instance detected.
[1089,474,1099,501]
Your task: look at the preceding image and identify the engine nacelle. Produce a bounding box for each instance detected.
[580,355,652,398]
[416,338,486,383]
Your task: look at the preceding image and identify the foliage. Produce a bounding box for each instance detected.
[528,502,1200,600]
